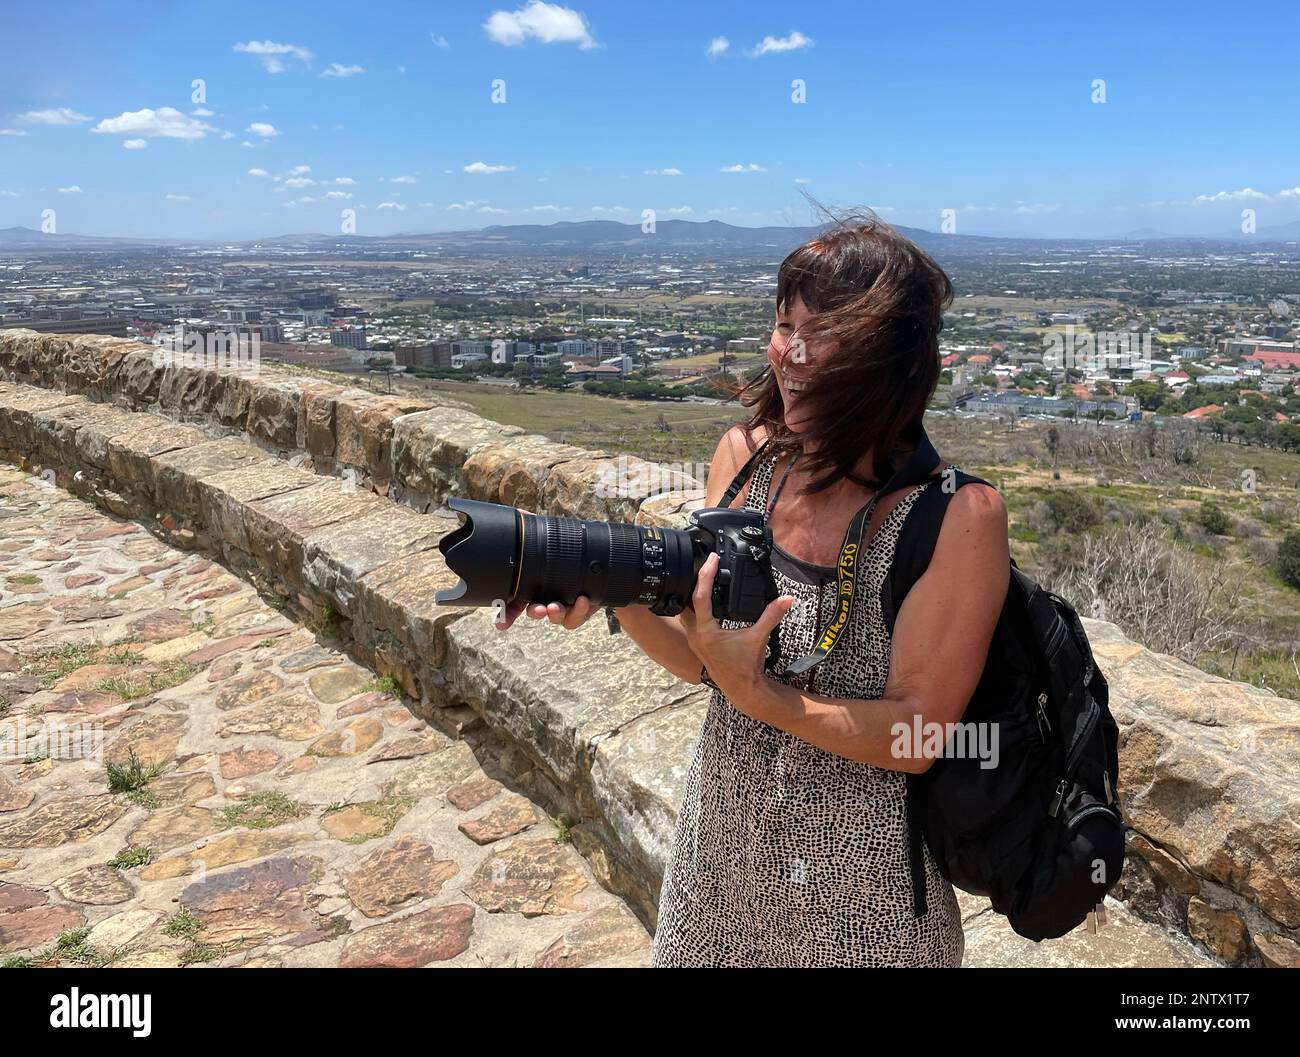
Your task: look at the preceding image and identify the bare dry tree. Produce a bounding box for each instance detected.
[1050,421,1206,486]
[1036,520,1248,664]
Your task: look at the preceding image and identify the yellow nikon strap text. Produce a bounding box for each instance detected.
[780,498,877,676]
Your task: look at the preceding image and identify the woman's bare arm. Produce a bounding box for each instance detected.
[717,483,1010,772]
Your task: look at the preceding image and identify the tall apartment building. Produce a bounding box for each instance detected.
[491,340,535,364]
[557,339,592,357]
[330,327,368,351]
[394,341,452,368]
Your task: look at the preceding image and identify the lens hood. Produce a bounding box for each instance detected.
[434,497,522,605]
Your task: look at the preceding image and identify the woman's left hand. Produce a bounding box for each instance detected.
[678,552,796,703]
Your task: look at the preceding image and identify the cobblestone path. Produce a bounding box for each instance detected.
[0,467,652,967]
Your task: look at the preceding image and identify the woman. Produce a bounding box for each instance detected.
[496,217,1009,967]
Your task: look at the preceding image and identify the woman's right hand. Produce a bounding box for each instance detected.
[492,508,603,632]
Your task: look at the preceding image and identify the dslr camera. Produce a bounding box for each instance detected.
[433,497,780,622]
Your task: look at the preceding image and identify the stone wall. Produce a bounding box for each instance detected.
[0,328,1296,967]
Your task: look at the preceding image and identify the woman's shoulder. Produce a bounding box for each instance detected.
[931,464,1005,520]
[707,423,769,507]
[928,469,1008,559]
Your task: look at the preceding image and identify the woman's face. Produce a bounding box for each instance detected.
[768,292,832,433]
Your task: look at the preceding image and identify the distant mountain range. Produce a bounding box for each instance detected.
[0,218,1296,256]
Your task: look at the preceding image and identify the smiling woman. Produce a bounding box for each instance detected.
[641,214,1009,967]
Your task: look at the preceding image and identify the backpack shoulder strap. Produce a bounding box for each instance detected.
[882,469,999,636]
[895,467,1002,921]
[719,437,771,507]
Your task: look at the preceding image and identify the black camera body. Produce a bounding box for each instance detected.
[675,506,780,622]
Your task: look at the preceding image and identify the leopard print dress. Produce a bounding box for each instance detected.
[650,450,966,967]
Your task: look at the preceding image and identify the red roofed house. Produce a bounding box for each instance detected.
[1245,349,1300,370]
[1183,404,1222,420]
[967,354,992,366]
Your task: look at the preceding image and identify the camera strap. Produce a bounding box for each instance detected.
[766,431,944,677]
[716,429,945,677]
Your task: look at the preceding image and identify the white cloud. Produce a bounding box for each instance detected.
[123,139,148,150]
[324,191,352,199]
[57,185,82,194]
[793,177,812,184]
[750,31,814,57]
[283,196,316,207]
[92,107,214,140]
[484,2,597,49]
[720,163,766,173]
[332,177,357,185]
[247,122,280,138]
[388,174,418,184]
[241,140,256,148]
[590,205,628,213]
[645,167,684,176]
[320,63,365,78]
[376,201,407,210]
[192,107,215,117]
[283,176,316,188]
[233,40,314,73]
[1193,187,1267,203]
[464,161,515,174]
[0,190,21,197]
[287,165,311,176]
[0,128,27,136]
[19,107,91,125]
[429,32,450,48]
[666,206,694,215]
[248,168,270,177]
[165,193,192,201]
[448,200,511,212]
[1014,202,1061,215]
[707,37,729,58]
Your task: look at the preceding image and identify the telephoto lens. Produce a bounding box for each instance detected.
[433,497,777,621]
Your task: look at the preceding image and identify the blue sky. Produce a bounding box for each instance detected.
[2,0,1297,240]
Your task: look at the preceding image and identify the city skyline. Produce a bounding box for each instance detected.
[3,0,1299,240]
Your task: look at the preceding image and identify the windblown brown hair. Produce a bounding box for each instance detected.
[722,211,953,494]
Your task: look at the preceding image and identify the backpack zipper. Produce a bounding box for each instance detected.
[1049,699,1102,817]
[1035,692,1051,743]
[1041,613,1067,661]
[1063,696,1100,777]
[1048,778,1069,818]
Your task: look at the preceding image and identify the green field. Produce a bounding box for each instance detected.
[411,379,750,463]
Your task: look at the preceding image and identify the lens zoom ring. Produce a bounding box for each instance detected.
[540,517,584,598]
[603,524,643,604]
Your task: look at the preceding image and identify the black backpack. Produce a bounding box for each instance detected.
[887,468,1128,942]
